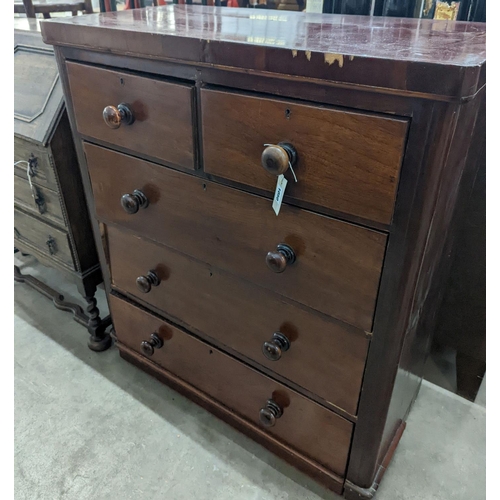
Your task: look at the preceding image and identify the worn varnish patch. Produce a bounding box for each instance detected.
[324,53,344,67]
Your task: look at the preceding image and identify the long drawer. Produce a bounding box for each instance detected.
[201,88,408,225]
[14,208,74,268]
[86,144,386,331]
[109,293,354,478]
[14,174,66,227]
[14,137,57,190]
[107,224,369,416]
[67,62,195,170]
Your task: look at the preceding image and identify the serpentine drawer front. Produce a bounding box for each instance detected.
[41,8,485,499]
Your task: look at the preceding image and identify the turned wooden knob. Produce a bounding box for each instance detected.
[136,270,161,294]
[102,103,135,129]
[121,189,149,214]
[262,332,291,361]
[140,332,164,356]
[259,399,283,428]
[265,243,296,273]
[261,142,297,176]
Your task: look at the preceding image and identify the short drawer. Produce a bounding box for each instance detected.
[86,144,386,331]
[109,294,354,478]
[14,137,57,190]
[107,225,369,416]
[67,62,195,169]
[14,175,66,227]
[201,89,408,225]
[14,208,74,268]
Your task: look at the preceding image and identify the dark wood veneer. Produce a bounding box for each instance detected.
[41,9,485,498]
[110,294,354,480]
[106,224,369,416]
[202,88,408,225]
[67,62,195,170]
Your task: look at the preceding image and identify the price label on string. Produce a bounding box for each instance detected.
[272,174,288,216]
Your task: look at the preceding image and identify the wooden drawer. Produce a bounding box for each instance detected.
[66,62,195,169]
[109,293,354,478]
[14,208,74,268]
[201,89,408,225]
[107,225,369,416]
[14,137,57,190]
[14,175,66,227]
[86,144,386,331]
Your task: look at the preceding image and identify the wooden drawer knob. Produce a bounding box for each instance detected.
[140,332,164,357]
[265,243,296,273]
[121,189,149,214]
[261,142,297,176]
[259,399,283,428]
[262,332,290,361]
[102,103,135,129]
[136,270,161,294]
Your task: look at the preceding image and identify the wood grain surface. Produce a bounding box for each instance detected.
[202,89,408,225]
[86,144,387,331]
[110,293,354,479]
[67,62,195,169]
[107,224,369,416]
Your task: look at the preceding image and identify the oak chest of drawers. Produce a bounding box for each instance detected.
[14,18,111,351]
[41,8,486,498]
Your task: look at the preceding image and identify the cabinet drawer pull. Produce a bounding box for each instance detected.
[33,186,46,215]
[261,142,297,176]
[136,270,161,294]
[140,332,164,357]
[262,332,290,361]
[46,235,57,255]
[121,189,149,214]
[265,243,296,273]
[102,103,135,129]
[259,399,283,428]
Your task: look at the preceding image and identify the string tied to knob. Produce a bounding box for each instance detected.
[263,143,298,182]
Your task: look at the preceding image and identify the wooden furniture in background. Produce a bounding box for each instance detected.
[14,18,111,352]
[41,8,486,498]
[15,0,93,18]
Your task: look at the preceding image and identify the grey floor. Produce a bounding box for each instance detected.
[14,255,486,500]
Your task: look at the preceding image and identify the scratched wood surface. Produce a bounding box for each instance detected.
[40,6,485,99]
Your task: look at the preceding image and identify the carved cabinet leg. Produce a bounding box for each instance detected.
[85,293,112,352]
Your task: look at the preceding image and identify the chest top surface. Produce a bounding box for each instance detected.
[40,6,485,100]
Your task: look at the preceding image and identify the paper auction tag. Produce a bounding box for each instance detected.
[272,174,288,216]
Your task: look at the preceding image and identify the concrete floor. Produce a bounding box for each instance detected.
[14,256,486,500]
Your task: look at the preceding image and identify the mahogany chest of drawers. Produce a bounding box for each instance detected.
[41,8,485,498]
